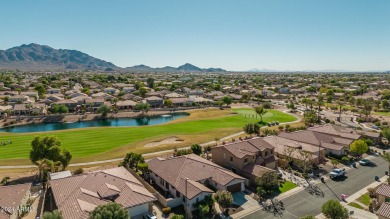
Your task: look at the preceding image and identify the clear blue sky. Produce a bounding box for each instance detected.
[1,0,389,71]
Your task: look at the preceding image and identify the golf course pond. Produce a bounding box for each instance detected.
[0,113,189,133]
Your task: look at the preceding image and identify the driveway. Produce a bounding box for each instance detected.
[243,156,388,219]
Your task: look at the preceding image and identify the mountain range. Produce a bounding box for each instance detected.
[0,43,226,72]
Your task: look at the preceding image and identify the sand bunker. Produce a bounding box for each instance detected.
[144,137,183,148]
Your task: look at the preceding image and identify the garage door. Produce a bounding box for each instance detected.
[227,183,241,193]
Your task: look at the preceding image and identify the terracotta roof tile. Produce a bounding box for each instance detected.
[50,167,155,219]
[148,154,244,200]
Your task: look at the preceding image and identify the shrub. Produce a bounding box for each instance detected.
[199,204,210,217]
[171,214,184,219]
[341,156,349,162]
[73,168,84,175]
[357,118,364,123]
[368,188,376,198]
[162,207,171,215]
[325,118,330,123]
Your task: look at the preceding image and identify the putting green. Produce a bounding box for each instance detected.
[0,108,297,165]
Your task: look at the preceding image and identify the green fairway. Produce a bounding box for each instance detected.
[373,111,390,116]
[0,108,296,165]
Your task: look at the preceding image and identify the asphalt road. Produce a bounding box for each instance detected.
[244,156,388,219]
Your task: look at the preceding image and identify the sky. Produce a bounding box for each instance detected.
[1,0,389,71]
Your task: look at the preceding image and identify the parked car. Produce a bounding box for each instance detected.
[372,125,380,130]
[144,214,157,219]
[329,168,346,179]
[359,159,371,166]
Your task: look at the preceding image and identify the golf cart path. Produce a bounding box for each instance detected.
[0,110,301,169]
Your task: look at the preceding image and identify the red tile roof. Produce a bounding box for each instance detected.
[148,154,244,199]
[50,167,155,219]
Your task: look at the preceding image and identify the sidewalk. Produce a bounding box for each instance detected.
[345,175,386,203]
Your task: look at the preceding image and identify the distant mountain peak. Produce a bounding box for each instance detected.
[126,63,226,72]
[0,43,117,71]
[0,44,227,72]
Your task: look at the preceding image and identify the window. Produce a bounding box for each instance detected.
[230,156,233,162]
[176,191,181,198]
[171,185,175,190]
[265,151,268,156]
[244,158,248,164]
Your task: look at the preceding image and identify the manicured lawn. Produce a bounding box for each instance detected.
[348,202,365,210]
[277,181,297,193]
[0,108,296,165]
[357,193,371,206]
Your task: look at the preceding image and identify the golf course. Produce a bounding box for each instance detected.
[0,108,297,166]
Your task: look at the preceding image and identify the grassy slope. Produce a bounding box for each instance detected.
[0,108,296,165]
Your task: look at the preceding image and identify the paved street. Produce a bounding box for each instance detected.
[244,156,388,219]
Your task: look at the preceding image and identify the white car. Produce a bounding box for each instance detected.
[144,214,157,219]
[329,168,346,179]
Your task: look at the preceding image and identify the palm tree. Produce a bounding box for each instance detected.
[36,159,55,181]
[336,100,343,122]
[317,94,324,122]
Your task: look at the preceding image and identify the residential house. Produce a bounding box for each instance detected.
[211,137,276,185]
[55,99,78,112]
[376,184,390,219]
[123,87,136,93]
[188,89,204,96]
[20,91,39,100]
[91,92,114,100]
[8,95,29,104]
[143,96,164,107]
[278,130,356,156]
[47,88,61,94]
[263,135,326,166]
[0,105,12,116]
[148,154,245,212]
[85,99,105,111]
[116,100,137,110]
[171,98,192,107]
[164,92,185,99]
[0,183,32,219]
[308,124,380,144]
[13,103,47,115]
[262,89,274,97]
[104,87,119,95]
[49,167,156,219]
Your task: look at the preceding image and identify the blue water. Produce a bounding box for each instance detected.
[0,113,189,133]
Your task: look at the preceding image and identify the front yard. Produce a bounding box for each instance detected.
[277,181,298,194]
